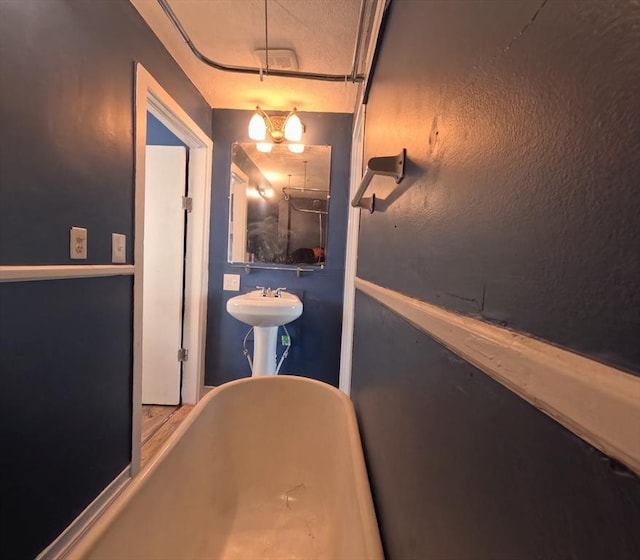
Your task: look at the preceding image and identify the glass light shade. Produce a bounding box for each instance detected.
[284,112,303,141]
[256,142,273,153]
[248,111,267,141]
[288,143,305,154]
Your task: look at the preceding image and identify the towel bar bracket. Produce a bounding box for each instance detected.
[361,194,375,214]
[369,150,405,183]
[351,149,406,212]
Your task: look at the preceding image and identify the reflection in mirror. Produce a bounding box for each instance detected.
[228,142,332,266]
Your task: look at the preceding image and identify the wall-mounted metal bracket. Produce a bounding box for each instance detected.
[351,149,406,213]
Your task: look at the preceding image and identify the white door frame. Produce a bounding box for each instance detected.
[339,103,365,395]
[132,63,213,475]
[338,0,388,395]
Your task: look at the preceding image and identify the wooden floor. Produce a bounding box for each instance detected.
[140,404,194,470]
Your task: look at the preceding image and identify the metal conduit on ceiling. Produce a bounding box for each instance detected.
[156,0,369,83]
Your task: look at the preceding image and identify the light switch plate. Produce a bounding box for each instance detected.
[112,233,126,264]
[70,227,87,259]
[223,274,241,291]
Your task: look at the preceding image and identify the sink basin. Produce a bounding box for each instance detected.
[226,290,303,328]
[227,289,303,375]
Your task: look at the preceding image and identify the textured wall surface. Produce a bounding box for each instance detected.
[352,0,640,558]
[0,1,210,266]
[353,293,640,560]
[0,278,133,559]
[206,109,352,387]
[0,1,210,558]
[358,0,640,373]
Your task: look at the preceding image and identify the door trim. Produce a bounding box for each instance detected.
[133,64,212,475]
[339,103,365,395]
[339,0,388,394]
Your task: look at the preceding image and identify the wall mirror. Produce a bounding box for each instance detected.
[228,142,332,266]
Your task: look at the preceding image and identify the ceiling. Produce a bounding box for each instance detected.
[130,0,380,113]
[239,142,331,194]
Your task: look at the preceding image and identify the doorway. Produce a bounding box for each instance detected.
[132,64,213,475]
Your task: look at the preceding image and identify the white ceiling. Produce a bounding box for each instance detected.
[130,0,376,113]
[240,142,331,193]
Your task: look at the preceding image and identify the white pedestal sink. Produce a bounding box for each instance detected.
[226,289,303,376]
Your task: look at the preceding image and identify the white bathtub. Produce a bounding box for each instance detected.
[67,376,383,559]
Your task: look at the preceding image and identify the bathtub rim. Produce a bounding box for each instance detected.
[66,375,384,560]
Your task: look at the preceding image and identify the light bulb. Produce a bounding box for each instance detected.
[284,111,303,141]
[248,109,267,141]
[256,142,273,153]
[288,143,305,154]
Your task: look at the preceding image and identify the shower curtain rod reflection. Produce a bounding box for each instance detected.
[290,203,328,215]
[283,186,329,215]
[282,187,329,198]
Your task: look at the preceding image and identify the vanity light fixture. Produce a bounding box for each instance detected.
[249,106,305,153]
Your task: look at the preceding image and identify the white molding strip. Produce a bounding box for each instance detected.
[355,277,640,475]
[35,466,131,560]
[339,103,366,395]
[0,265,134,283]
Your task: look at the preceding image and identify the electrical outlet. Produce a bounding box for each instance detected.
[223,274,241,291]
[112,233,126,264]
[70,227,87,259]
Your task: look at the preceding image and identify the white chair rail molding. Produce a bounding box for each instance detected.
[355,277,640,476]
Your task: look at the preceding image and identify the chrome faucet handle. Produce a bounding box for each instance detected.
[256,286,270,297]
[275,287,287,297]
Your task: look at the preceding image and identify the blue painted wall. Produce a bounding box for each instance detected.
[353,293,640,559]
[206,109,352,387]
[146,112,187,147]
[0,278,133,557]
[352,1,640,558]
[0,1,211,558]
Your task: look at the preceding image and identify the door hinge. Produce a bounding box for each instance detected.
[177,348,189,362]
[182,196,193,213]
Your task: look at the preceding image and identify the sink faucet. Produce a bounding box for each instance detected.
[256,286,272,297]
[274,287,287,297]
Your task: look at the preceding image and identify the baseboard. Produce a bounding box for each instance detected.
[35,466,131,560]
[355,277,640,475]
